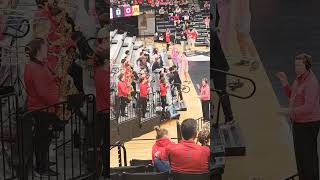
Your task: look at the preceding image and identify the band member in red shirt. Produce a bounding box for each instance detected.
[139,77,150,118]
[166,28,171,51]
[188,28,198,48]
[152,126,175,172]
[24,38,59,176]
[93,53,109,177]
[159,77,168,112]
[157,119,210,173]
[276,53,320,180]
[197,78,210,121]
[117,73,130,117]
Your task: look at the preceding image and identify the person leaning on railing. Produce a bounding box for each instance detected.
[24,38,60,176]
[276,53,320,180]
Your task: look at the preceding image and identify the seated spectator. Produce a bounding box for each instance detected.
[197,129,210,147]
[152,126,175,172]
[157,119,210,173]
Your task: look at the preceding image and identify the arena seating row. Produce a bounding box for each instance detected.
[154,3,210,46]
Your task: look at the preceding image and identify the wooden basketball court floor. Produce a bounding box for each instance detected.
[110,33,297,179]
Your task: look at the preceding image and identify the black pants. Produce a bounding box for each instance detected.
[212,72,233,122]
[161,96,166,111]
[201,100,210,121]
[172,84,183,100]
[166,43,170,51]
[33,112,61,170]
[119,96,127,116]
[139,96,147,117]
[292,122,319,180]
[95,112,109,175]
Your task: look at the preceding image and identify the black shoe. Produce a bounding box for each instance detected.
[34,168,59,177]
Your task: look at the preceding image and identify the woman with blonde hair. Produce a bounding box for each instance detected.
[152,126,174,172]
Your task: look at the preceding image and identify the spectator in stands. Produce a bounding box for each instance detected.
[204,16,210,29]
[174,13,180,27]
[180,52,190,83]
[159,77,168,112]
[197,129,210,147]
[276,53,320,180]
[117,73,130,117]
[157,119,210,173]
[139,77,150,118]
[24,38,59,176]
[169,66,183,100]
[152,126,175,172]
[175,5,181,14]
[166,28,171,51]
[188,28,198,49]
[203,1,210,12]
[197,78,210,121]
[159,6,165,18]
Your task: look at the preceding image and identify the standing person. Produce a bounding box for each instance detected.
[216,0,232,57]
[152,126,175,172]
[169,66,183,100]
[276,53,320,180]
[197,78,210,121]
[117,73,130,117]
[93,53,110,177]
[166,28,171,51]
[24,38,59,176]
[159,77,168,112]
[180,52,190,83]
[189,28,198,49]
[234,0,259,71]
[204,16,210,29]
[139,77,150,118]
[171,43,179,69]
[211,30,235,125]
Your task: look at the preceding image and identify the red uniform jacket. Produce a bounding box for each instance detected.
[152,137,175,162]
[118,80,129,97]
[139,82,149,97]
[24,62,59,111]
[94,64,110,112]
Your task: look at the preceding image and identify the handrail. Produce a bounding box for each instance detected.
[110,141,128,167]
[284,173,299,180]
[211,68,256,99]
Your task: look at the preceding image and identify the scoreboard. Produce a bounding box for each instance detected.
[110,5,141,19]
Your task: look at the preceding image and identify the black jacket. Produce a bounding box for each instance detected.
[210,31,229,73]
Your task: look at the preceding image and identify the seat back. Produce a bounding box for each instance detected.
[110,165,147,174]
[171,172,211,180]
[122,172,169,180]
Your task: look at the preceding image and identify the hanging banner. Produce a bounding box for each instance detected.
[111,5,141,19]
[132,5,140,16]
[123,6,133,16]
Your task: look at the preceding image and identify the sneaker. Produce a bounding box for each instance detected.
[34,168,59,177]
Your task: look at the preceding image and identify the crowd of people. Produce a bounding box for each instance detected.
[152,119,211,173]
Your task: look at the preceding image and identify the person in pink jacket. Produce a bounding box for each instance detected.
[276,53,320,180]
[179,52,190,83]
[152,126,175,172]
[197,78,210,121]
[171,43,179,69]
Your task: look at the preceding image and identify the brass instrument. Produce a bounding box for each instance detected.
[53,2,78,120]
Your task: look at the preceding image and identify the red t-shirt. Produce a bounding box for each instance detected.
[24,62,59,111]
[152,137,175,162]
[160,82,167,96]
[160,140,210,173]
[189,31,197,39]
[139,82,149,97]
[94,64,110,112]
[118,80,129,97]
[166,31,170,43]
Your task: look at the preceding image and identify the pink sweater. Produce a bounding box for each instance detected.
[200,84,210,101]
[283,71,320,123]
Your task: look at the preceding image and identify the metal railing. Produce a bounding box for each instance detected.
[110,141,127,167]
[0,93,100,179]
[211,68,256,126]
[0,92,18,180]
[284,174,299,180]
